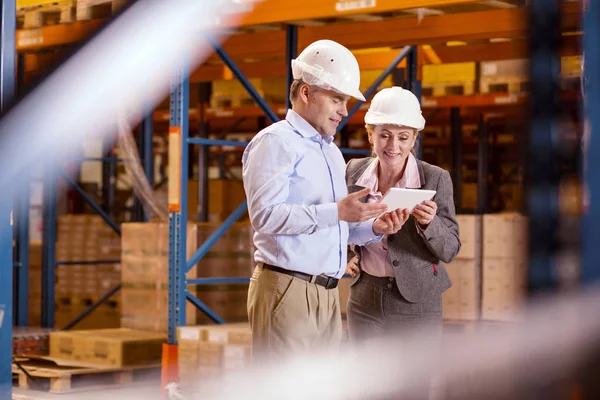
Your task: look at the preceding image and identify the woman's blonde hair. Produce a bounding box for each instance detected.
[365,123,419,157]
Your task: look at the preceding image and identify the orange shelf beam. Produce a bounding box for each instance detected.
[16,3,580,56]
[236,0,481,27]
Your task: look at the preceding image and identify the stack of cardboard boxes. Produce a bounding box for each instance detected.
[54,214,122,329]
[120,222,199,332]
[481,213,528,322]
[443,213,528,323]
[177,323,252,390]
[443,215,482,321]
[120,221,254,331]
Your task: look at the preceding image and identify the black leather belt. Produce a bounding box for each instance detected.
[262,263,339,289]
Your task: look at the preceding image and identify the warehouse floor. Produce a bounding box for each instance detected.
[12,385,162,400]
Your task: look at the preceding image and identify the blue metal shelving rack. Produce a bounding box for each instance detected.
[0,1,16,398]
[166,30,421,347]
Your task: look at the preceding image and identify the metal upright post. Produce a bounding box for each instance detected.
[14,175,30,326]
[178,65,190,328]
[102,135,116,216]
[41,167,57,328]
[197,82,211,222]
[134,109,155,221]
[0,0,15,396]
[526,0,561,293]
[582,0,600,284]
[451,107,463,211]
[407,46,422,159]
[285,24,298,110]
[14,52,29,325]
[477,116,489,214]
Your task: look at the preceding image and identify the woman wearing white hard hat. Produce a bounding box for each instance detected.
[243,40,407,362]
[345,86,461,343]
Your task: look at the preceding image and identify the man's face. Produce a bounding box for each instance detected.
[302,85,350,137]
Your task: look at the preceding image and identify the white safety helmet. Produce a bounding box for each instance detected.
[291,39,365,101]
[364,86,426,131]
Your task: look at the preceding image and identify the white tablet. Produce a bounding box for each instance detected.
[380,188,436,212]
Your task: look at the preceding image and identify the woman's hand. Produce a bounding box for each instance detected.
[346,257,360,278]
[373,208,410,235]
[412,200,437,228]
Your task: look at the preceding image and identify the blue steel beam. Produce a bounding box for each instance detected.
[208,36,279,123]
[59,172,121,236]
[582,0,600,284]
[185,290,225,324]
[0,0,15,394]
[41,167,57,328]
[526,0,560,292]
[285,24,298,110]
[15,171,30,326]
[338,45,413,132]
[143,110,155,187]
[407,47,423,159]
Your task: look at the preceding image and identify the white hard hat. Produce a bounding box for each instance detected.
[364,86,426,131]
[291,39,365,101]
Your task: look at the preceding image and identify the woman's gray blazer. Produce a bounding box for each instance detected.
[346,157,461,303]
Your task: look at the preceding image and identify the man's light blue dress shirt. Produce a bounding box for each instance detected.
[242,109,380,279]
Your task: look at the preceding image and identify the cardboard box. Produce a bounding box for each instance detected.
[456,215,482,260]
[50,328,166,367]
[177,323,252,389]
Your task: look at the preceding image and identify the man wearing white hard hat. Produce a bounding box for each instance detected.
[345,86,461,342]
[242,40,408,360]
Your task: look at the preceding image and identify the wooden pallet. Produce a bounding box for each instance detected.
[480,77,529,94]
[76,0,128,21]
[12,356,160,394]
[18,1,74,29]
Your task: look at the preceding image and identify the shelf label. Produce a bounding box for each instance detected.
[335,0,376,12]
[17,29,43,48]
[494,94,519,105]
[421,99,438,108]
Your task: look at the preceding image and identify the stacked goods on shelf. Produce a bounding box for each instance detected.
[479,59,528,94]
[559,176,585,217]
[177,323,251,390]
[13,327,53,357]
[194,222,254,324]
[54,214,121,330]
[443,215,482,321]
[210,77,287,109]
[422,62,476,97]
[120,222,199,332]
[481,213,528,322]
[49,328,165,367]
[560,55,582,90]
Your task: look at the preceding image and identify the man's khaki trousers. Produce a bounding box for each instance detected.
[247,264,343,363]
